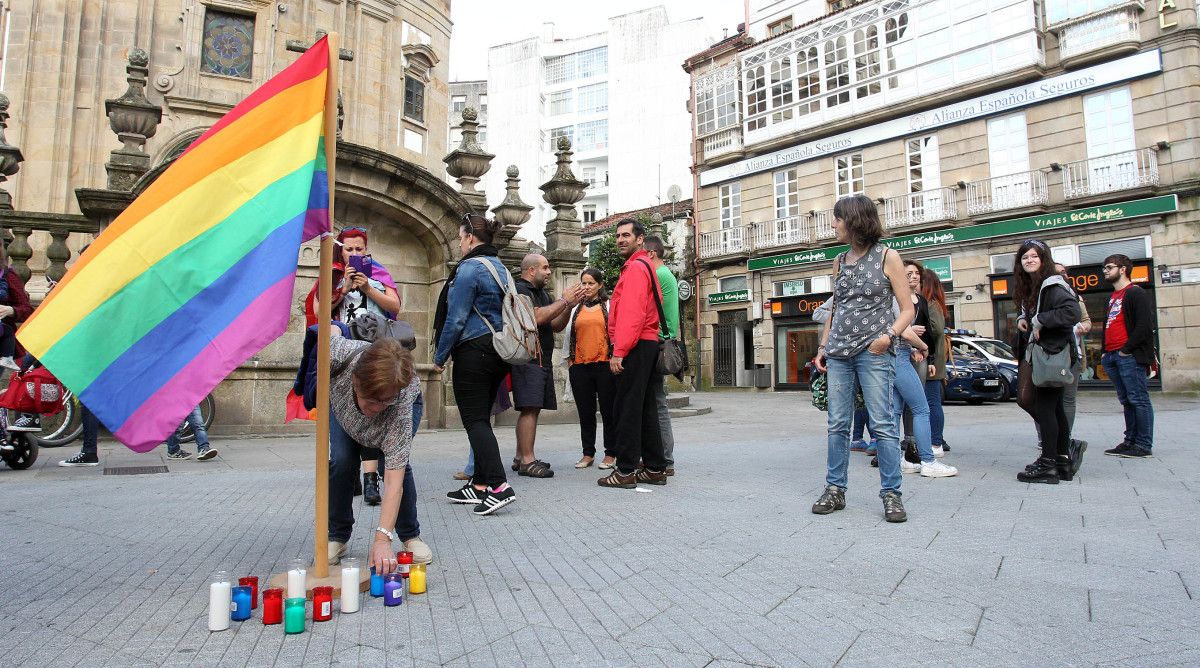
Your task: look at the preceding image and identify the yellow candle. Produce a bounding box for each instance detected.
[408,564,426,594]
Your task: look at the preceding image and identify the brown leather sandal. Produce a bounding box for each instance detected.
[517,459,555,478]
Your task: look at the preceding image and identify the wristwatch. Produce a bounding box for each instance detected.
[374,527,397,541]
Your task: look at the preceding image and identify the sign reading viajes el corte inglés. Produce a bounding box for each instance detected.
[746,195,1179,272]
[707,289,751,305]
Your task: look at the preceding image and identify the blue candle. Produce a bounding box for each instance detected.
[384,572,403,607]
[231,586,252,621]
[370,567,385,597]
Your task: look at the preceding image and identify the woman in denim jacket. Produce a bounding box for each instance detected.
[432,213,517,516]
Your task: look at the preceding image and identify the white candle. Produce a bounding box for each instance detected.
[287,568,306,599]
[340,565,360,613]
[207,581,232,631]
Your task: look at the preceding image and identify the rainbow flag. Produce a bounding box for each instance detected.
[18,37,334,451]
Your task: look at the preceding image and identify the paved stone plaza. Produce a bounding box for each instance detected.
[1,391,1197,667]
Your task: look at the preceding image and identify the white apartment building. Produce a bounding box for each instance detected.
[483,6,712,242]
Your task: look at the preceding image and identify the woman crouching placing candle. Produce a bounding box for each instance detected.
[327,327,422,576]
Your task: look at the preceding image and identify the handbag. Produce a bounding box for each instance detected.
[0,366,67,416]
[1024,282,1076,388]
[637,260,687,376]
[348,311,417,351]
[810,368,866,412]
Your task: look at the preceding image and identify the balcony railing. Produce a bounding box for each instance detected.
[698,226,750,259]
[883,188,959,229]
[964,170,1049,216]
[813,209,836,241]
[1058,6,1142,60]
[753,214,811,251]
[1062,148,1159,199]
[701,127,743,161]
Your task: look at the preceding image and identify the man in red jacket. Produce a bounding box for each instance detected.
[599,219,669,489]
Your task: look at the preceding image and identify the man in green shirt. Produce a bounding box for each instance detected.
[643,236,678,475]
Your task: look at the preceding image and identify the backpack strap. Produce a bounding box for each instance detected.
[469,257,509,334]
[636,259,671,339]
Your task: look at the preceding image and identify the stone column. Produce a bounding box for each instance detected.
[0,93,23,211]
[538,137,587,292]
[443,107,494,215]
[491,165,533,270]
[103,48,163,191]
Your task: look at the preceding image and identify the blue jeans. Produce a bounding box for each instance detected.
[328,403,421,543]
[1101,352,1154,451]
[826,349,902,496]
[165,406,209,453]
[893,353,933,463]
[924,380,945,446]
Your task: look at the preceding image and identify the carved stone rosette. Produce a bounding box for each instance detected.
[443,107,494,214]
[105,48,163,191]
[0,93,24,210]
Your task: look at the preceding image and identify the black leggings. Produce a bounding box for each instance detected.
[569,362,617,458]
[451,335,510,488]
[1019,382,1069,460]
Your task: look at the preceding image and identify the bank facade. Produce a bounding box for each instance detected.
[685,0,1198,392]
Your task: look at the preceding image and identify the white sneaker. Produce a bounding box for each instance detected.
[900,459,922,474]
[919,460,958,477]
[932,445,945,459]
[0,356,18,370]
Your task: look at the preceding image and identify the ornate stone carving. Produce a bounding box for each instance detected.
[538,138,587,268]
[0,93,24,210]
[492,165,534,265]
[443,106,494,214]
[104,48,163,191]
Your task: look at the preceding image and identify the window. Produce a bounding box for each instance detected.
[768,17,794,37]
[549,126,573,151]
[853,27,881,99]
[990,253,1014,274]
[545,47,607,84]
[1045,0,1126,24]
[577,47,607,78]
[987,112,1030,177]
[478,129,487,145]
[699,79,737,135]
[577,83,607,114]
[479,95,487,116]
[906,136,941,194]
[835,153,864,198]
[1078,236,1150,264]
[582,166,597,185]
[1084,87,1134,158]
[885,14,911,89]
[549,90,573,115]
[403,128,423,153]
[449,128,463,146]
[770,57,794,123]
[403,76,425,123]
[576,120,607,151]
[824,37,850,107]
[773,169,802,219]
[745,66,767,130]
[582,205,597,223]
[200,9,255,79]
[796,47,821,116]
[545,54,573,84]
[451,96,466,114]
[719,183,741,229]
[773,278,810,297]
[719,275,749,293]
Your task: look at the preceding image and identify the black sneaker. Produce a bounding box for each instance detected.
[166,450,193,460]
[447,483,486,504]
[1017,458,1060,484]
[811,485,846,515]
[472,486,516,515]
[1069,440,1087,476]
[1104,443,1133,457]
[58,452,99,467]
[1118,447,1152,459]
[9,413,41,432]
[882,491,907,523]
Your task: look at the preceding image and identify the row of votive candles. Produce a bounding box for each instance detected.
[208,554,427,632]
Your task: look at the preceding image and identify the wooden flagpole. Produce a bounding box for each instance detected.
[312,31,339,581]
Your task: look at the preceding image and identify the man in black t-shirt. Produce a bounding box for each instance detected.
[511,253,583,478]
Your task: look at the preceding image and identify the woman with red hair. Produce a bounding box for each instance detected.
[305,227,401,326]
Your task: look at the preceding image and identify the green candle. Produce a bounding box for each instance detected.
[283,597,306,634]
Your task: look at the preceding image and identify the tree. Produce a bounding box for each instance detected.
[588,231,623,292]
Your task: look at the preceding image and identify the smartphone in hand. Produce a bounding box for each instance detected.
[347,254,373,278]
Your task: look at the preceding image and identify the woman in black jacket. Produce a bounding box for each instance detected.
[1013,239,1080,483]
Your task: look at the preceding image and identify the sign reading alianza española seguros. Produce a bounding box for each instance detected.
[699,50,1163,188]
[746,195,1179,272]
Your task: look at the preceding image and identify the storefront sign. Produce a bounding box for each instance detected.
[771,293,833,318]
[748,195,1178,272]
[991,260,1154,297]
[923,256,953,282]
[708,289,750,305]
[778,279,808,296]
[678,279,693,301]
[700,50,1162,187]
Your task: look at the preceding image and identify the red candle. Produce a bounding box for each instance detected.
[312,586,334,622]
[239,576,259,610]
[262,588,284,625]
[396,551,413,578]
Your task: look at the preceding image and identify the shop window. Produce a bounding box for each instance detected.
[200,9,255,79]
[1077,236,1150,264]
[719,275,748,293]
[774,278,810,297]
[990,253,1014,274]
[403,76,425,123]
[720,183,741,229]
[775,324,819,386]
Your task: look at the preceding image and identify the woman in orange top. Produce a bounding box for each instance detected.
[561,268,617,469]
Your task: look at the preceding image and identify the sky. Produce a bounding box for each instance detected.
[448,0,750,81]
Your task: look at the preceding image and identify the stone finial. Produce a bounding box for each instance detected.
[443,106,494,214]
[506,164,518,178]
[538,138,587,263]
[0,92,25,210]
[650,211,665,235]
[104,47,163,191]
[492,165,534,258]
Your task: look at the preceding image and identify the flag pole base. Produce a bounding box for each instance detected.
[267,566,370,598]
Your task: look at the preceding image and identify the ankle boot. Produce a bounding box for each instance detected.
[1069,439,1087,476]
[1055,456,1073,482]
[1017,457,1060,484]
[363,472,381,506]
